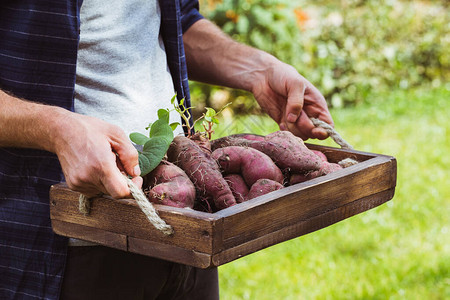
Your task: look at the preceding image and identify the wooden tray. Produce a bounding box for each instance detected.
[49,144,397,268]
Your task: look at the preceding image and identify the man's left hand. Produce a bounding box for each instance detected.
[251,61,333,141]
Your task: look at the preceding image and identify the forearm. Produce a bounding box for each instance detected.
[183,19,333,140]
[183,19,279,93]
[0,89,141,198]
[0,89,69,152]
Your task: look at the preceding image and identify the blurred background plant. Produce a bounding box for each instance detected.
[193,0,449,116]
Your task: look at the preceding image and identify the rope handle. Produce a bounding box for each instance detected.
[310,118,359,168]
[78,176,174,236]
[310,118,353,150]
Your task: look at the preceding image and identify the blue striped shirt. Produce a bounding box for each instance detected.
[0,1,202,299]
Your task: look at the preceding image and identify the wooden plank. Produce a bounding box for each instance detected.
[52,219,128,251]
[128,237,212,269]
[50,185,218,253]
[215,156,396,250]
[211,188,395,267]
[51,219,214,268]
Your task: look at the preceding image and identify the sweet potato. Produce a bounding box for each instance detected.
[289,161,343,185]
[211,131,322,173]
[312,150,328,163]
[289,172,314,185]
[144,161,196,208]
[224,174,249,203]
[230,133,265,142]
[167,136,236,211]
[212,146,284,186]
[189,132,211,152]
[320,162,343,174]
[246,179,284,200]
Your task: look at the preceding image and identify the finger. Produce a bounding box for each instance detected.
[100,152,131,199]
[310,114,333,140]
[116,156,126,173]
[102,171,130,199]
[285,82,305,124]
[283,118,308,141]
[303,113,335,140]
[131,176,143,190]
[80,189,105,199]
[296,112,319,140]
[319,113,335,129]
[63,168,108,197]
[110,129,140,177]
[311,126,329,140]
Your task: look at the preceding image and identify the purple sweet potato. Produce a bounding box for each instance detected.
[167,136,236,211]
[289,172,317,185]
[258,131,322,171]
[144,161,196,208]
[312,150,328,163]
[289,161,343,185]
[212,146,284,186]
[189,132,211,153]
[232,133,265,141]
[246,179,284,200]
[211,131,322,173]
[321,162,343,174]
[224,174,249,203]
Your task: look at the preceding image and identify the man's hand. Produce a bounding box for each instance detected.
[250,61,333,140]
[0,90,142,198]
[54,113,142,198]
[184,19,333,140]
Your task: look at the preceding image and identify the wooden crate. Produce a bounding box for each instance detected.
[49,144,397,268]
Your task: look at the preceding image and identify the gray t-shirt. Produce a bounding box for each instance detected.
[74,0,182,136]
[71,0,183,247]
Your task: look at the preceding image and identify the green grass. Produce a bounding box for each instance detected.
[214,86,450,299]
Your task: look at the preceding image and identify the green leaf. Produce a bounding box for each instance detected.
[179,97,185,107]
[211,117,219,124]
[157,109,170,124]
[129,132,150,145]
[149,119,174,143]
[170,94,177,105]
[169,122,180,131]
[204,116,212,122]
[205,107,216,117]
[138,153,152,176]
[141,137,171,174]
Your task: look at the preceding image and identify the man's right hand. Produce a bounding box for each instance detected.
[53,112,142,198]
[0,90,142,199]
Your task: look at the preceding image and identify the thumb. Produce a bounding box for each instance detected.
[285,83,305,124]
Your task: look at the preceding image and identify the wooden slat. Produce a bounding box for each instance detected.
[128,237,212,268]
[215,156,396,250]
[52,219,214,268]
[50,186,218,253]
[211,188,395,267]
[52,219,127,251]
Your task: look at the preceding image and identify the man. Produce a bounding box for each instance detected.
[0,0,333,299]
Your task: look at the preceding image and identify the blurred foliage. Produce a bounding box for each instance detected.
[215,85,450,300]
[192,0,449,115]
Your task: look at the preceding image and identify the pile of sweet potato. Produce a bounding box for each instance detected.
[143,131,345,212]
